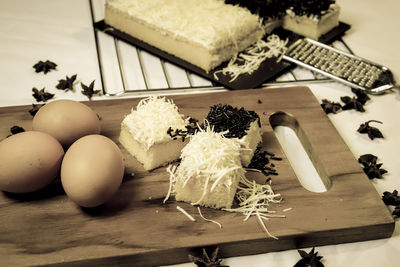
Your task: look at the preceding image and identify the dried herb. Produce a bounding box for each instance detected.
[351,88,370,105]
[28,103,44,117]
[393,206,400,217]
[358,154,387,179]
[10,125,25,135]
[294,247,324,267]
[382,190,400,218]
[340,96,365,112]
[33,60,57,74]
[188,247,228,267]
[81,80,100,100]
[56,74,77,91]
[320,99,341,114]
[382,190,400,206]
[357,120,384,140]
[32,87,54,102]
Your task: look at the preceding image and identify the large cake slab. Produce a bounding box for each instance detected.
[0,86,394,266]
[94,21,350,90]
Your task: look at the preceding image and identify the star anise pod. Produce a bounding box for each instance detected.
[340,96,365,112]
[28,103,44,117]
[382,190,400,206]
[188,247,228,267]
[357,120,384,140]
[351,88,370,105]
[358,153,387,179]
[320,99,342,114]
[392,206,400,217]
[81,80,100,100]
[33,60,57,74]
[294,247,324,267]
[6,125,25,138]
[32,87,54,102]
[56,74,77,91]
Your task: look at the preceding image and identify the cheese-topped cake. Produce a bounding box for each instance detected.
[225,0,340,40]
[104,0,264,72]
[205,104,262,167]
[283,2,340,40]
[173,126,246,209]
[119,96,189,170]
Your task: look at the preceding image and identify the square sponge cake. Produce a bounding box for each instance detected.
[173,126,246,209]
[119,96,189,171]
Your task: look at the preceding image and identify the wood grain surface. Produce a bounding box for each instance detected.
[0,86,394,266]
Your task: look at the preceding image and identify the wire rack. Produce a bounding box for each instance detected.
[90,0,354,97]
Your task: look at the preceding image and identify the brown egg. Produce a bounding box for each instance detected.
[61,135,124,207]
[32,99,101,147]
[0,131,64,193]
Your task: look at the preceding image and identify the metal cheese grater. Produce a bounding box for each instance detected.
[283,38,398,94]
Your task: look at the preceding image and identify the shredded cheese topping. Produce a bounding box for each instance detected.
[107,0,263,49]
[214,34,288,82]
[121,96,188,149]
[174,125,245,205]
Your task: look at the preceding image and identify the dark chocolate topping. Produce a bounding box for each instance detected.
[205,104,260,139]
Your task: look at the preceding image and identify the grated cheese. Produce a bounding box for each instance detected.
[223,175,284,239]
[121,96,188,150]
[197,207,222,228]
[176,205,196,222]
[214,34,288,82]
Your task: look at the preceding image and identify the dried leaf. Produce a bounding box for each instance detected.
[56,74,77,91]
[33,60,57,74]
[32,87,54,102]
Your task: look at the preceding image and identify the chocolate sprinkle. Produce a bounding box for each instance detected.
[205,104,260,139]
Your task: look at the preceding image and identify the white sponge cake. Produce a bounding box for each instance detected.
[173,126,246,209]
[119,96,189,170]
[104,0,264,72]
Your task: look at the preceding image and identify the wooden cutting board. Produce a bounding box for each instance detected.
[0,86,394,266]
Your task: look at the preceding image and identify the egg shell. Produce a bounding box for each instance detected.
[0,131,64,193]
[32,99,101,147]
[61,134,125,207]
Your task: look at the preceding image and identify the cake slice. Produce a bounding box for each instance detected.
[104,0,264,72]
[205,104,262,167]
[119,96,189,170]
[173,126,246,209]
[283,2,340,40]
